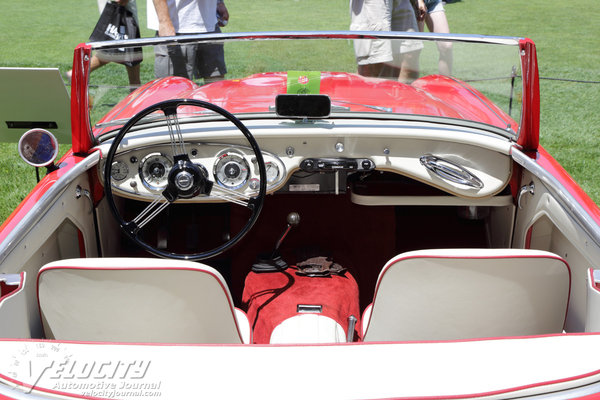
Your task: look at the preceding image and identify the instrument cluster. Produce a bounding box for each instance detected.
[103,142,286,202]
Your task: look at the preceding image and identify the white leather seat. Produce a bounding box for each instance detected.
[362,249,571,342]
[37,258,250,343]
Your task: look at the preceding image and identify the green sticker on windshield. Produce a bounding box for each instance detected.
[287,71,321,94]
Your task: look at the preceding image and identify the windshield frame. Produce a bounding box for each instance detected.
[73,31,536,152]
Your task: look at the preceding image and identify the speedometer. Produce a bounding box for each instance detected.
[214,152,250,189]
[139,153,173,191]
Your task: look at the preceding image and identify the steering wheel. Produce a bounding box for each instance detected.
[104,99,267,260]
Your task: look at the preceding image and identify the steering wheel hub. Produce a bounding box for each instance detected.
[175,170,193,190]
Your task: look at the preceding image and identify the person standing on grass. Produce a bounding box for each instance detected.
[67,0,141,88]
[149,0,229,83]
[416,0,453,76]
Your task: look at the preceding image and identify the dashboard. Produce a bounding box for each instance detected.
[98,118,515,204]
[104,142,287,202]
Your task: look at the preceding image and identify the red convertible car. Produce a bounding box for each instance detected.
[1,32,600,399]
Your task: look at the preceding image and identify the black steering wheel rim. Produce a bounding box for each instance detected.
[104,98,267,260]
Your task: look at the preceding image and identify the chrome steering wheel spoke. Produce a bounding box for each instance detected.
[210,185,254,207]
[131,195,171,230]
[162,104,187,157]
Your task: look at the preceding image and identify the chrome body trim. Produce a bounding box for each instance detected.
[0,152,101,265]
[511,146,600,247]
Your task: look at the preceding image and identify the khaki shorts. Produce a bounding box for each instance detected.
[350,0,423,66]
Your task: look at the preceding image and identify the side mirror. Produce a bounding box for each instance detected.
[18,128,59,169]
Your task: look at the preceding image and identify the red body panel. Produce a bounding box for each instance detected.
[518,38,541,151]
[70,44,93,154]
[92,72,518,138]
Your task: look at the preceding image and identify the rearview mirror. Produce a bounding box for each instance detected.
[275,94,331,119]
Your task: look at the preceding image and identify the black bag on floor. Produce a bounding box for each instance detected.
[89,2,143,67]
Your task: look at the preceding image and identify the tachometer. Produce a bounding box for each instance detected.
[214,152,249,189]
[139,153,173,191]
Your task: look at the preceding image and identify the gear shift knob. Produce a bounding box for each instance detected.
[287,212,300,226]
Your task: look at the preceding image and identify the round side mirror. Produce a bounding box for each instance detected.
[18,129,59,168]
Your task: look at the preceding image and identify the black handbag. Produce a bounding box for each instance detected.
[89,2,143,67]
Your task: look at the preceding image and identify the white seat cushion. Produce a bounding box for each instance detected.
[38,258,249,343]
[363,249,571,342]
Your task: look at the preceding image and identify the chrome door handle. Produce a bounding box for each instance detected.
[518,182,535,209]
[420,155,484,189]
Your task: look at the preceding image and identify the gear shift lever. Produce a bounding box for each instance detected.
[252,212,300,272]
[273,212,300,258]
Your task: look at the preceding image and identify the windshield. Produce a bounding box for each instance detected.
[88,32,523,138]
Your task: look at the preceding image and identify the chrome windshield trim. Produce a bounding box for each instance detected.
[96,113,516,144]
[0,152,101,265]
[88,31,522,50]
[511,146,600,247]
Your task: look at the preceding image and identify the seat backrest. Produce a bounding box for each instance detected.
[362,249,571,342]
[37,258,246,343]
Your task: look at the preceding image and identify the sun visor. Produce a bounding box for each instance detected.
[0,68,71,143]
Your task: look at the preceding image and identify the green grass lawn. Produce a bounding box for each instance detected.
[0,0,598,224]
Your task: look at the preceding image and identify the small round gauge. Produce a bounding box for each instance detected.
[111,161,129,181]
[265,161,280,183]
[139,153,173,191]
[214,152,250,189]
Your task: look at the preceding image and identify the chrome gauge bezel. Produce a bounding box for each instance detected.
[139,152,173,191]
[265,161,280,183]
[214,151,250,190]
[110,160,129,181]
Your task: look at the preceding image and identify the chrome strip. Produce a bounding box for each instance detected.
[0,152,101,266]
[511,146,600,247]
[88,31,522,50]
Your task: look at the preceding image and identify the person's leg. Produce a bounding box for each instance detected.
[358,63,388,77]
[195,30,227,84]
[199,43,226,84]
[155,43,194,80]
[428,10,452,75]
[398,50,420,83]
[125,64,141,88]
[89,54,109,72]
